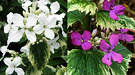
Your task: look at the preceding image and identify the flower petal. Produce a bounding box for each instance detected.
[15,68,25,75]
[25,30,36,43]
[53,43,60,49]
[109,10,119,20]
[102,53,112,66]
[44,28,54,39]
[120,28,129,33]
[13,14,24,28]
[4,58,12,66]
[26,14,37,28]
[109,34,119,50]
[7,12,13,24]
[22,1,32,11]
[100,39,110,52]
[20,44,29,55]
[50,46,55,53]
[70,31,81,39]
[4,24,10,33]
[110,0,115,6]
[118,33,125,41]
[50,1,60,14]
[38,13,48,25]
[110,51,123,63]
[38,4,49,13]
[125,34,134,42]
[6,67,14,74]
[47,15,57,28]
[72,38,81,46]
[82,30,91,41]
[12,57,21,67]
[81,42,92,50]
[113,5,125,15]
[103,0,111,11]
[1,46,8,57]
[33,25,44,34]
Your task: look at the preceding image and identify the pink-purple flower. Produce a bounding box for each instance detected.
[100,34,123,66]
[70,30,92,50]
[103,0,125,20]
[118,28,134,42]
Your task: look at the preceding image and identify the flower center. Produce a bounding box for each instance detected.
[13,65,16,68]
[81,39,84,43]
[23,26,27,30]
[108,49,112,52]
[43,25,46,29]
[110,6,113,10]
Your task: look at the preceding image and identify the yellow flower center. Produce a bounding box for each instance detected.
[81,39,84,43]
[110,7,113,10]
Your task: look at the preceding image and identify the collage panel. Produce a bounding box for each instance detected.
[67,0,135,75]
[0,0,67,75]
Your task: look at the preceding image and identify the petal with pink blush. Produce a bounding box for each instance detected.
[113,5,125,15]
[70,31,81,39]
[72,38,81,46]
[109,34,119,50]
[103,0,111,11]
[100,39,110,52]
[125,34,134,42]
[81,42,92,50]
[102,53,112,66]
[111,51,123,63]
[109,10,119,20]
[82,30,91,41]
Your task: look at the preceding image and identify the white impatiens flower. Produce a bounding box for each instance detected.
[4,57,24,75]
[33,13,56,39]
[4,12,18,33]
[47,36,60,53]
[10,14,37,43]
[20,43,30,55]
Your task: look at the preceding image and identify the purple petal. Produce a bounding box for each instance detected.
[100,39,110,52]
[72,38,81,46]
[103,0,111,11]
[120,28,129,33]
[102,53,112,66]
[118,33,125,41]
[110,51,123,63]
[113,5,125,15]
[125,34,134,42]
[81,42,92,50]
[82,30,91,41]
[110,0,115,6]
[109,10,119,20]
[109,34,119,50]
[70,31,81,39]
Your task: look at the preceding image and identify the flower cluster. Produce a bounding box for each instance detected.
[70,28,134,66]
[1,0,65,75]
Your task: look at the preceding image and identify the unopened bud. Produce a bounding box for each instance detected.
[8,50,16,54]
[95,40,101,44]
[36,41,39,44]
[92,29,97,37]
[30,7,35,13]
[94,37,98,41]
[23,11,29,18]
[35,9,42,15]
[106,28,110,34]
[101,32,105,38]
[39,40,43,42]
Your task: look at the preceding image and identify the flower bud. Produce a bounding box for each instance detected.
[92,29,97,37]
[94,37,98,41]
[101,32,105,38]
[35,9,42,15]
[106,28,110,34]
[8,50,16,54]
[95,40,101,44]
[23,11,29,18]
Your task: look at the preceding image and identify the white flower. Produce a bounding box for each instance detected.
[22,1,32,11]
[49,1,60,15]
[4,12,18,33]
[10,14,37,43]
[33,13,56,39]
[0,46,8,61]
[4,57,24,75]
[47,36,60,53]
[20,43,30,55]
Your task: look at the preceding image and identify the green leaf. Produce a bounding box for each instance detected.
[96,10,135,31]
[118,15,135,31]
[96,11,123,31]
[28,39,51,70]
[68,0,97,15]
[43,65,56,75]
[67,44,131,75]
[68,10,85,28]
[67,49,110,75]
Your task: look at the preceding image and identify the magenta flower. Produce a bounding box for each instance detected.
[100,34,123,66]
[70,30,92,50]
[103,0,125,20]
[118,28,134,42]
